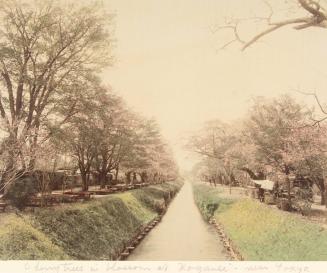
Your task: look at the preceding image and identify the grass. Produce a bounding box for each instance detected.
[0,215,68,260]
[193,183,237,220]
[30,195,154,260]
[0,181,183,260]
[193,182,327,261]
[132,181,183,213]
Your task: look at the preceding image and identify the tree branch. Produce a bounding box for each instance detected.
[215,0,327,51]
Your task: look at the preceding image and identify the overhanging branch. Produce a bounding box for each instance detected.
[215,0,327,51]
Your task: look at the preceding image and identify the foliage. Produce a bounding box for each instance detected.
[245,95,322,175]
[5,176,38,210]
[55,87,179,188]
[292,187,314,215]
[121,118,179,181]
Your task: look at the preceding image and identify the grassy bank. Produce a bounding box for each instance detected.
[193,183,327,261]
[0,181,183,260]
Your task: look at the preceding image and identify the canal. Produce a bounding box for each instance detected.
[127,181,229,260]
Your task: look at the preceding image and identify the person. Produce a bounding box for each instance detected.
[132,172,137,183]
[258,187,264,202]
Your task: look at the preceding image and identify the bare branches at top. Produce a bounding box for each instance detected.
[294,89,327,127]
[213,0,327,51]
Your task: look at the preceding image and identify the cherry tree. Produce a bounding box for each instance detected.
[186,119,247,188]
[0,0,114,187]
[56,83,107,191]
[121,118,177,184]
[91,91,129,188]
[244,95,327,202]
[282,124,327,205]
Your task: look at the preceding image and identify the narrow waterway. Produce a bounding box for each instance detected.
[127,181,229,260]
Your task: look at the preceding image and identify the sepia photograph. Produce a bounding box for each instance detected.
[0,0,327,272]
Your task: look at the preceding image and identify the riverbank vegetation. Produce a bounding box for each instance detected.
[193,183,327,260]
[0,181,182,260]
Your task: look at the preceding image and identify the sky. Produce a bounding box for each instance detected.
[102,0,327,171]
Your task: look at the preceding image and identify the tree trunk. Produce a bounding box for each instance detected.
[126,171,132,184]
[218,174,223,184]
[99,171,107,189]
[139,172,147,183]
[28,157,36,171]
[28,121,41,171]
[285,173,291,204]
[96,172,101,186]
[81,171,88,191]
[115,166,119,182]
[321,190,326,206]
[320,180,326,205]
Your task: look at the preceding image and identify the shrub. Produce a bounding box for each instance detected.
[132,189,166,213]
[5,176,38,210]
[292,187,313,215]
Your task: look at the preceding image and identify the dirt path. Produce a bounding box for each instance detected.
[127,181,229,261]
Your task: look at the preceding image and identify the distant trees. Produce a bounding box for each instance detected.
[186,120,249,189]
[187,94,327,206]
[109,114,178,185]
[54,85,178,191]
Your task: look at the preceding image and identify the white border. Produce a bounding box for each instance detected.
[0,261,326,273]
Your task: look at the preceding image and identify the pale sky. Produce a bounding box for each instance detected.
[102,0,327,170]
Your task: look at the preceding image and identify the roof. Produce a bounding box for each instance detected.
[252,179,275,190]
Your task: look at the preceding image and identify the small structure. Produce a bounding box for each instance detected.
[251,179,276,203]
[252,179,275,191]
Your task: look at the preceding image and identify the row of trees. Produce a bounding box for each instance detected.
[187,95,327,206]
[56,87,178,191]
[0,0,178,195]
